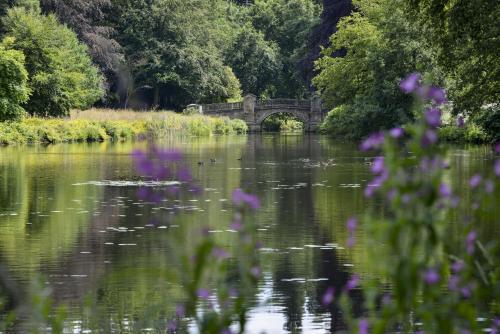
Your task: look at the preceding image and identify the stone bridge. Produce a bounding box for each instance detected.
[197,94,326,132]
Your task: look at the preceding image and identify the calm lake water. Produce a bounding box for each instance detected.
[0,134,498,333]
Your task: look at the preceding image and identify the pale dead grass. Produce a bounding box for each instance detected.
[70,108,178,121]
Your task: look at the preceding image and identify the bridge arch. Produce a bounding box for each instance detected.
[200,95,326,132]
[256,110,309,130]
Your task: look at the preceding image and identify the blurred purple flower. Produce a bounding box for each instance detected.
[439,183,452,198]
[360,132,385,151]
[212,247,230,260]
[426,86,447,105]
[424,268,440,285]
[347,216,358,248]
[197,288,210,300]
[176,304,185,317]
[460,286,472,299]
[154,148,182,162]
[347,236,355,248]
[382,294,392,305]
[485,180,494,193]
[389,127,404,138]
[322,287,334,306]
[424,108,442,128]
[359,319,369,334]
[220,328,233,334]
[167,320,177,332]
[232,189,260,210]
[371,157,385,175]
[448,275,459,291]
[456,116,465,128]
[466,231,476,255]
[250,266,261,278]
[400,73,421,94]
[451,260,464,273]
[387,189,397,201]
[346,275,360,291]
[421,129,438,147]
[469,174,482,188]
[364,186,376,198]
[178,167,193,182]
[496,143,500,153]
[401,194,412,204]
[495,160,500,177]
[347,217,358,233]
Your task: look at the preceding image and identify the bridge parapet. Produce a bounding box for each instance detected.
[199,94,326,132]
[256,99,310,110]
[202,101,243,112]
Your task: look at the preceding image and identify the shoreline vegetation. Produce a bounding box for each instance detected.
[0,109,248,145]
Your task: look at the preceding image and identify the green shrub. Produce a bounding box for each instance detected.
[472,106,500,142]
[187,118,212,137]
[439,123,489,143]
[3,8,103,117]
[229,119,248,134]
[0,38,29,121]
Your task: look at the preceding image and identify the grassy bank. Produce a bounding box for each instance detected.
[0,109,248,145]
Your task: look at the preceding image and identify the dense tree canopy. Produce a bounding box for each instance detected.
[313,0,436,138]
[407,0,500,116]
[0,37,29,121]
[2,7,103,117]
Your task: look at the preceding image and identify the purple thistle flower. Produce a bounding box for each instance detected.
[371,157,385,175]
[485,180,494,193]
[178,167,193,182]
[346,275,360,291]
[167,320,177,332]
[439,183,452,198]
[176,304,185,317]
[469,174,482,188]
[451,260,464,273]
[400,73,421,94]
[359,319,369,334]
[421,129,438,147]
[347,236,355,248]
[232,189,260,210]
[495,160,500,177]
[154,148,182,162]
[448,275,459,291]
[460,286,472,299]
[424,268,440,285]
[197,288,211,300]
[466,231,476,255]
[212,247,230,260]
[426,86,447,105]
[496,143,500,154]
[220,328,233,334]
[360,132,385,151]
[382,294,392,305]
[424,108,442,128]
[389,127,404,138]
[250,266,261,278]
[322,287,334,306]
[347,217,358,233]
[456,116,465,128]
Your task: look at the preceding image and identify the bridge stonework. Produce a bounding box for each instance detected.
[200,94,326,132]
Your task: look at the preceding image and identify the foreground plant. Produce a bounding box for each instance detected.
[132,146,261,334]
[326,74,499,333]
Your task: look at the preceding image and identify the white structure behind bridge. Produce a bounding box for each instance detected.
[198,94,326,132]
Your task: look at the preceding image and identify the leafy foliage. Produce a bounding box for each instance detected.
[225,24,281,98]
[314,0,437,139]
[2,7,103,117]
[0,37,29,121]
[407,0,500,116]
